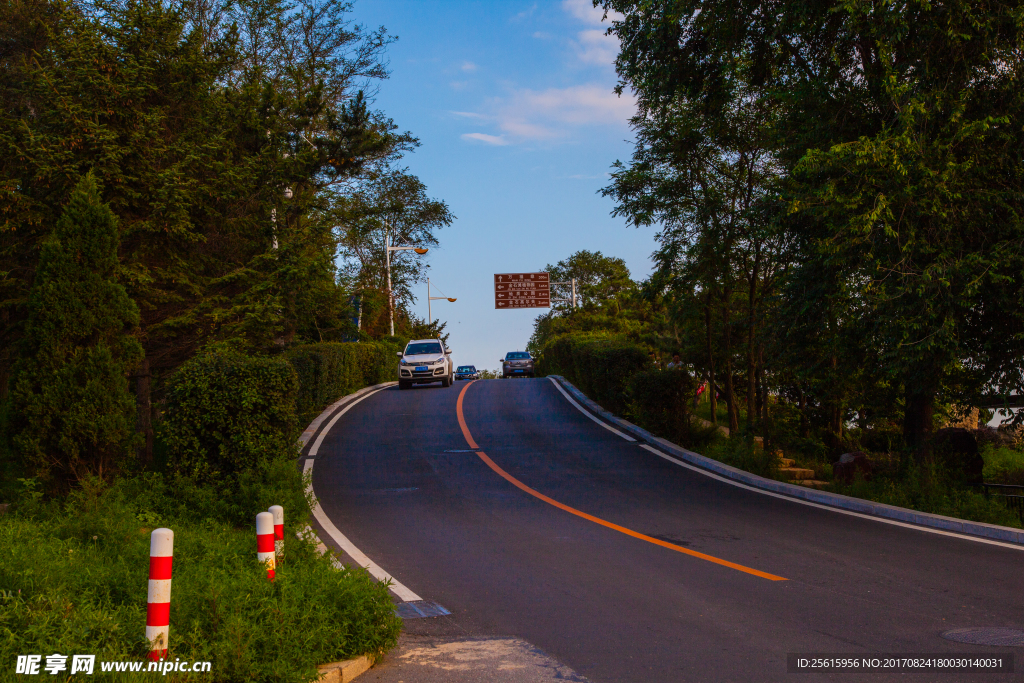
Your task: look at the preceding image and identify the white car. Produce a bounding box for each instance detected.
[398,339,453,389]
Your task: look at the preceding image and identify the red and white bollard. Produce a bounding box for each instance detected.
[146,528,173,662]
[268,505,284,562]
[256,511,276,581]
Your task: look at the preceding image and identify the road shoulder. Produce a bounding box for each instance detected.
[363,634,590,683]
[548,375,1024,548]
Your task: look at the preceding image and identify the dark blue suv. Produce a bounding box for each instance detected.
[454,365,480,380]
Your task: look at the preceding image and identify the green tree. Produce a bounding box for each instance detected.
[544,250,633,311]
[10,174,143,485]
[601,0,1024,458]
[0,0,415,459]
[335,166,454,336]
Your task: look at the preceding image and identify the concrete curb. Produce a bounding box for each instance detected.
[548,375,1024,547]
[317,655,372,683]
[297,381,399,683]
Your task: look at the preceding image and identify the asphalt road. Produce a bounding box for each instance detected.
[311,378,1023,682]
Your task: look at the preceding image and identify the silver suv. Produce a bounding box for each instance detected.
[501,351,535,378]
[398,339,453,389]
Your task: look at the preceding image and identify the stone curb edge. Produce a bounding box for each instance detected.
[548,375,1024,547]
[316,655,372,683]
[296,381,398,683]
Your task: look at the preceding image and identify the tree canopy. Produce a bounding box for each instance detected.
[0,0,450,475]
[593,0,1024,458]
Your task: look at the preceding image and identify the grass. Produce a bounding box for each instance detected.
[840,469,1022,528]
[691,396,746,427]
[982,444,1024,485]
[702,437,777,478]
[0,468,401,682]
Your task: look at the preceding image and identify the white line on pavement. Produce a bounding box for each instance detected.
[548,377,636,442]
[303,387,424,601]
[638,444,1024,552]
[309,386,383,457]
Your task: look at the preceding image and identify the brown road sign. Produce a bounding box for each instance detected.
[494,272,551,309]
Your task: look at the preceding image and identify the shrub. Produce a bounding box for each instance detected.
[163,352,299,483]
[626,369,697,447]
[539,334,650,414]
[286,342,400,425]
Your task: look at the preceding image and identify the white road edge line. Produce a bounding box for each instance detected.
[309,387,380,456]
[548,377,636,442]
[638,444,1024,552]
[303,386,423,602]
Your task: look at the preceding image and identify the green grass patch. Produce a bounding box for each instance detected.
[1,470,401,682]
[838,468,1022,528]
[702,438,778,478]
[982,444,1024,485]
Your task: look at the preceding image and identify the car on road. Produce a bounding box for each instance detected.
[501,351,535,378]
[398,339,453,389]
[455,365,480,380]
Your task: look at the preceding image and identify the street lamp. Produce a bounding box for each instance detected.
[386,233,428,336]
[426,277,457,325]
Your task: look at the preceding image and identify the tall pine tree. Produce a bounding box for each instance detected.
[10,174,143,485]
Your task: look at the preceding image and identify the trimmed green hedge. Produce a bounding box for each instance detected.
[538,334,650,414]
[164,342,402,486]
[164,352,300,484]
[286,341,401,425]
[626,369,697,447]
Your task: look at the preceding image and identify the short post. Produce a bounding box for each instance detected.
[256,511,276,581]
[146,528,173,662]
[268,505,284,563]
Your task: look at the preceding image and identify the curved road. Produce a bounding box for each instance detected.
[310,378,1022,682]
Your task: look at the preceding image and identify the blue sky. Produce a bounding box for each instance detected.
[355,0,655,371]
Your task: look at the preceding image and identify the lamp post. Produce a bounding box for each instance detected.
[385,232,428,336]
[427,277,457,325]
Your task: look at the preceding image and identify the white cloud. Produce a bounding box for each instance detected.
[574,29,619,66]
[513,3,538,21]
[461,133,510,146]
[508,84,634,127]
[561,0,623,69]
[449,81,470,91]
[562,0,622,25]
[461,61,478,72]
[459,84,635,145]
[532,31,553,39]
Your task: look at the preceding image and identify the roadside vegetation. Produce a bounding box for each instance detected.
[527,0,1024,529]
[0,0,445,675]
[1,475,401,683]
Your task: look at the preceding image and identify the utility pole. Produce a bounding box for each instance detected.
[385,229,428,337]
[386,233,394,336]
[427,277,457,325]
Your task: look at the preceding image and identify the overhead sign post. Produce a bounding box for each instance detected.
[494,272,551,309]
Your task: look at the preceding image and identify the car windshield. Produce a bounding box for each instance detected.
[457,366,475,372]
[406,342,443,355]
[506,352,531,359]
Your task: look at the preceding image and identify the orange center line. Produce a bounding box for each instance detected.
[455,381,787,582]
